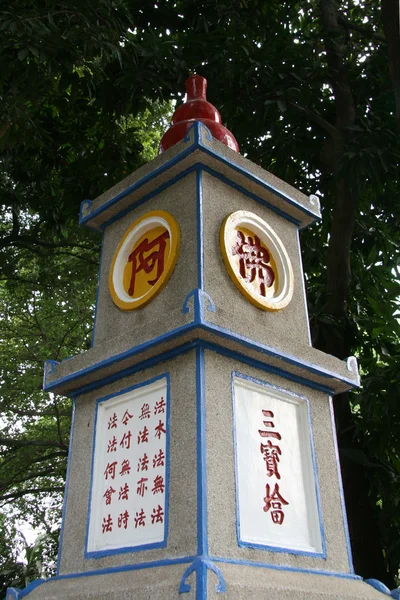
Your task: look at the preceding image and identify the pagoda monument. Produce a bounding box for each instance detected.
[7,75,394,600]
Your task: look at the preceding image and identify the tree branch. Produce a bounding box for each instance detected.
[0,437,68,451]
[338,14,386,42]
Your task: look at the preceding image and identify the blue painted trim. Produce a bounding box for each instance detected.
[56,397,76,575]
[201,322,357,389]
[231,371,326,559]
[196,146,318,225]
[43,359,59,389]
[207,338,335,395]
[79,144,199,228]
[79,199,93,222]
[196,348,208,556]
[43,322,198,392]
[43,321,358,397]
[79,121,319,232]
[209,556,362,580]
[5,588,22,599]
[196,169,204,289]
[84,373,170,559]
[296,229,312,346]
[328,396,355,573]
[6,578,46,599]
[200,164,300,227]
[182,290,216,320]
[179,557,226,597]
[90,232,105,348]
[99,164,199,231]
[184,121,213,144]
[40,556,196,585]
[365,578,393,596]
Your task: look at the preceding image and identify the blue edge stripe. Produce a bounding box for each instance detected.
[13,123,383,599]
[78,121,320,233]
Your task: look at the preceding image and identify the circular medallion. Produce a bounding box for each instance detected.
[109,210,180,310]
[220,211,294,311]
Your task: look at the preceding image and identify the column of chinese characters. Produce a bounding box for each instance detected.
[258,409,289,525]
[99,392,167,541]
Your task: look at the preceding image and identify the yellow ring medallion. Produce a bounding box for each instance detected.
[109,210,180,310]
[220,210,294,311]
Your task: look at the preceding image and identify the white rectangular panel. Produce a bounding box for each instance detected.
[86,376,168,555]
[233,374,324,555]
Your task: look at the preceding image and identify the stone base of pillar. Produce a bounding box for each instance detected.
[7,562,389,600]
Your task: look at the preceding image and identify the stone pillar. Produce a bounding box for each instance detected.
[7,87,389,600]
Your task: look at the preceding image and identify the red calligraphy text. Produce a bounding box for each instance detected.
[154,420,166,440]
[232,231,275,296]
[120,459,131,476]
[139,403,151,420]
[258,410,281,440]
[134,509,146,528]
[107,412,118,430]
[121,410,133,425]
[119,483,129,500]
[127,230,170,296]
[263,483,289,525]
[103,486,116,505]
[153,449,165,468]
[151,505,164,524]
[154,397,166,414]
[136,477,148,497]
[118,510,129,529]
[102,514,113,533]
[137,453,149,472]
[120,430,132,449]
[107,436,117,453]
[138,426,149,444]
[260,441,282,479]
[152,475,165,495]
[104,461,117,480]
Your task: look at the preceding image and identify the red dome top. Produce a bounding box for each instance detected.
[159,75,239,153]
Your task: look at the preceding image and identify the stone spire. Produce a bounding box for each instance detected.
[159,74,239,153]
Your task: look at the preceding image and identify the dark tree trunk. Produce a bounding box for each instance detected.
[381,0,400,125]
[316,0,392,586]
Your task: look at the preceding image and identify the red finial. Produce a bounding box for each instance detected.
[159,75,239,153]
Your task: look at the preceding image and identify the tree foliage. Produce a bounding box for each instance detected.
[0,0,399,588]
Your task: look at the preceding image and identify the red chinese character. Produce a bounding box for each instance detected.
[104,461,117,480]
[107,412,118,430]
[120,431,132,449]
[119,483,129,500]
[154,397,166,415]
[134,509,146,528]
[263,483,289,525]
[127,230,170,296]
[260,441,282,479]
[139,403,151,420]
[231,230,275,296]
[152,475,165,495]
[120,459,131,476]
[258,409,281,440]
[151,505,164,524]
[103,486,116,505]
[102,514,113,533]
[153,449,165,468]
[138,426,149,444]
[154,420,166,439]
[137,453,149,472]
[121,410,133,425]
[107,436,117,453]
[118,510,129,529]
[137,477,148,497]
